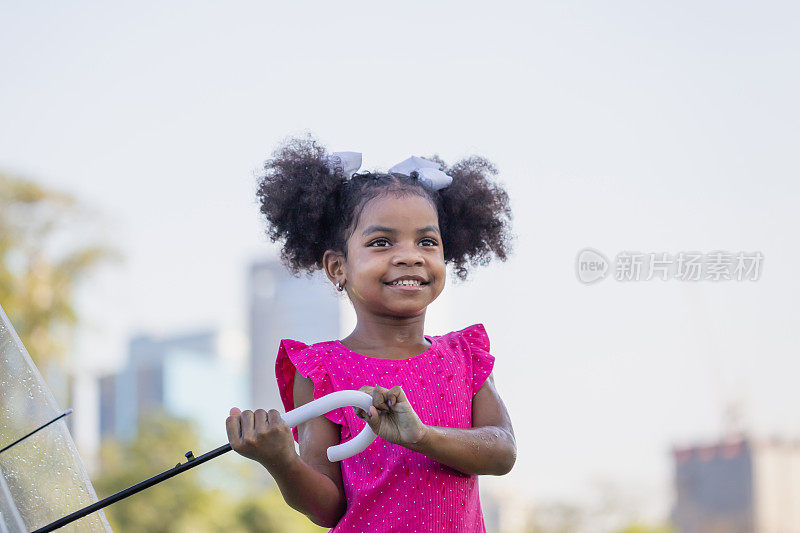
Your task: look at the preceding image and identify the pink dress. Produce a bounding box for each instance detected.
[275,323,495,533]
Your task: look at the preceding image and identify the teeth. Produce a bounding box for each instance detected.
[390,280,423,286]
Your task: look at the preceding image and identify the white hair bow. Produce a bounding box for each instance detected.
[322,152,453,191]
[322,152,363,179]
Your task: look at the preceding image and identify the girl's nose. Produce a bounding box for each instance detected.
[392,243,424,266]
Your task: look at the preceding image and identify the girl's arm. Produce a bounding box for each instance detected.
[406,372,516,476]
[266,370,346,527]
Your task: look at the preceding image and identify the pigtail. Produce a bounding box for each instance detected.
[256,135,345,276]
[435,155,514,281]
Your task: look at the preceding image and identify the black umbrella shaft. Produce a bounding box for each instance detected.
[32,443,232,533]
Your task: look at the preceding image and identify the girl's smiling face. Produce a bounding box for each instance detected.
[338,193,446,318]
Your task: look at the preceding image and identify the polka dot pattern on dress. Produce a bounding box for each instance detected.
[274,323,495,532]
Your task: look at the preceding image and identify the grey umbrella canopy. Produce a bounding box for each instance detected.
[0,305,111,532]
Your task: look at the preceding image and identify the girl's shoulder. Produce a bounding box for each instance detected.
[274,338,357,385]
[274,338,344,374]
[276,336,352,362]
[432,323,495,397]
[436,322,491,357]
[274,337,350,436]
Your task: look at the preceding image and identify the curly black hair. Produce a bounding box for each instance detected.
[255,134,514,282]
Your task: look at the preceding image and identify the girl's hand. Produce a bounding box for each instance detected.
[353,385,428,447]
[226,407,297,469]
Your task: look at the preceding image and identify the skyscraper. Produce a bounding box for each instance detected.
[671,435,800,532]
[248,259,340,412]
[98,328,248,445]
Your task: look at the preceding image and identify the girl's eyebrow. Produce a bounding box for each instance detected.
[362,225,440,236]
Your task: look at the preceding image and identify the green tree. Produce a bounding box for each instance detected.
[0,172,120,369]
[93,411,325,532]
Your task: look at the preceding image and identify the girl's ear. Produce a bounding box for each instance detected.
[322,249,346,285]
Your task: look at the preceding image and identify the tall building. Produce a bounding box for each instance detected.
[248,259,340,412]
[671,435,800,532]
[98,373,116,439]
[98,328,248,445]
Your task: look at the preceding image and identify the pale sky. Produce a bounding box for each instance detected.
[2,0,799,522]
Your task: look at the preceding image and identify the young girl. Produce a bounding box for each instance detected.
[226,135,516,532]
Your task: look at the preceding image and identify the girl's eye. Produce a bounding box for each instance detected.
[368,238,438,247]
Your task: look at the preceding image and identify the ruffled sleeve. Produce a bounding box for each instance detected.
[275,339,347,443]
[460,323,495,395]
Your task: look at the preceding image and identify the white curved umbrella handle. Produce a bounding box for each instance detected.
[279,390,377,462]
